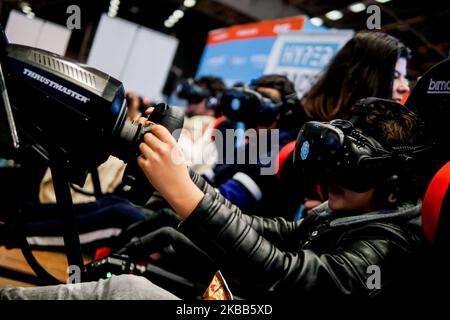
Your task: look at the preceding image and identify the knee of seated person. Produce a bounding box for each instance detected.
[109,274,180,300]
[109,274,150,290]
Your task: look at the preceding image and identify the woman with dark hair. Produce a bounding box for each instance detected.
[280,31,412,218]
[302,31,411,122]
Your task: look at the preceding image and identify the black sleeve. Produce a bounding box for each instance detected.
[189,169,301,248]
[179,194,416,297]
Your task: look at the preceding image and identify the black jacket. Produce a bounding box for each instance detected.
[179,171,429,299]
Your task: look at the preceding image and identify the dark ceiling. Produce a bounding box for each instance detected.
[1,0,448,80]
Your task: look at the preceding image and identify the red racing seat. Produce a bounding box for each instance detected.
[422,162,450,244]
[275,141,296,180]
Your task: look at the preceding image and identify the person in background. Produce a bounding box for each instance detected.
[125,91,152,122]
[204,75,300,217]
[301,31,411,122]
[176,76,227,174]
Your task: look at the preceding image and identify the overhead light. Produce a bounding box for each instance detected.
[21,5,32,14]
[375,0,392,2]
[183,0,196,8]
[173,9,184,19]
[20,3,35,18]
[348,2,366,13]
[325,10,343,21]
[310,17,323,26]
[168,15,179,24]
[108,0,120,17]
[164,20,174,28]
[108,8,118,17]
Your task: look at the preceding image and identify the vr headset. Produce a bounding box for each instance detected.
[220,86,283,127]
[293,98,424,193]
[176,78,219,109]
[294,119,395,192]
[249,76,299,111]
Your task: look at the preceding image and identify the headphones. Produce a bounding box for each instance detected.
[283,91,300,111]
[220,86,283,127]
[177,78,221,110]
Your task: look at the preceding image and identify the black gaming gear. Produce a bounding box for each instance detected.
[220,86,283,127]
[176,78,220,109]
[293,98,426,194]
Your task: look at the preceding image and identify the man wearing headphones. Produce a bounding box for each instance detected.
[203,74,300,217]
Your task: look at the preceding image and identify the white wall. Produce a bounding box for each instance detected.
[5,9,71,55]
[87,14,179,101]
[87,15,137,80]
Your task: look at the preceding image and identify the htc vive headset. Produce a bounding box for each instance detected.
[221,86,283,127]
[176,78,220,109]
[221,75,299,128]
[293,98,424,194]
[249,75,299,112]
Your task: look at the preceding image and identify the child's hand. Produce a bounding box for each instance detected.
[138,124,204,219]
[132,106,155,126]
[135,115,150,126]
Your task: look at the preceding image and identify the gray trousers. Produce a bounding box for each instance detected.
[0,274,180,300]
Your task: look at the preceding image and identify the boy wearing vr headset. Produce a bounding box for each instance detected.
[135,97,427,298]
[3,98,426,300]
[296,97,423,213]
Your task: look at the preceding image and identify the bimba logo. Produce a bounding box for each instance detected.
[427,78,450,94]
